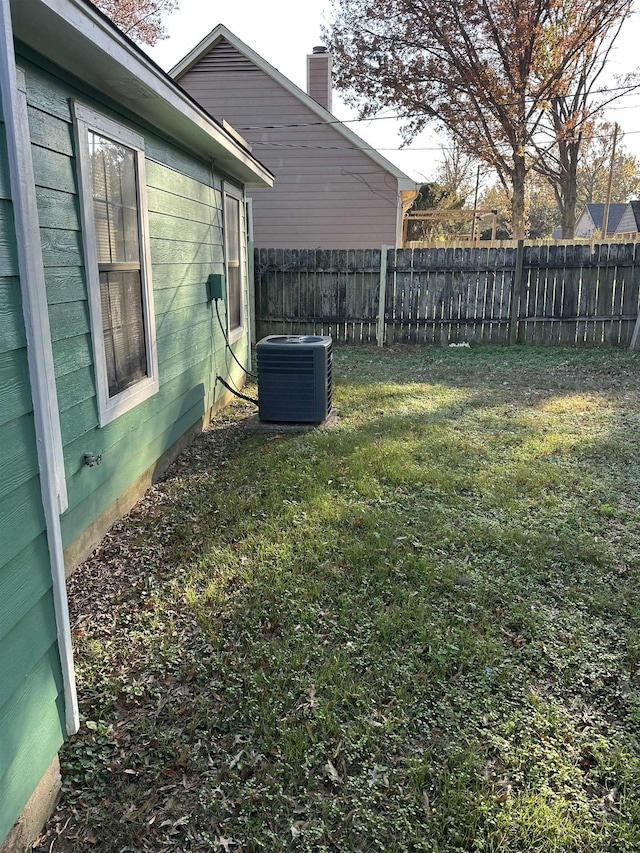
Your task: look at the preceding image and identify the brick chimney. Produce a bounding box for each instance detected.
[307,46,332,112]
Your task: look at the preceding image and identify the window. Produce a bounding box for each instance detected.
[223,184,245,343]
[74,104,158,426]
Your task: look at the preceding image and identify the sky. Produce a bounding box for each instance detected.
[146,0,640,190]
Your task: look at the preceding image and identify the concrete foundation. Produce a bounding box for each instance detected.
[0,757,61,853]
[244,407,339,434]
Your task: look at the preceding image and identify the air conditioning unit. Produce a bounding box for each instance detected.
[256,335,332,423]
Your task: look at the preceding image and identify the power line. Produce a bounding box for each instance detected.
[250,127,640,154]
[237,82,640,131]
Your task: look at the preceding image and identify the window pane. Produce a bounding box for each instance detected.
[89,132,140,264]
[225,195,241,331]
[99,270,147,397]
[225,195,240,263]
[227,264,241,331]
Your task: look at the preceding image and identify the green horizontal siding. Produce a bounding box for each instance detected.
[0,648,64,843]
[61,396,208,545]
[149,235,218,266]
[0,645,63,782]
[18,53,252,586]
[0,412,39,502]
[154,281,208,314]
[0,67,66,850]
[55,364,95,412]
[0,348,33,426]
[36,186,80,231]
[147,210,218,244]
[51,333,92,377]
[47,300,90,341]
[146,186,218,225]
[155,308,212,345]
[62,362,213,479]
[0,199,18,277]
[31,145,76,193]
[152,262,220,292]
[0,533,52,641]
[0,589,57,714]
[146,160,214,204]
[59,397,98,445]
[0,278,26,353]
[27,105,74,156]
[44,267,86,305]
[40,227,83,268]
[0,476,46,570]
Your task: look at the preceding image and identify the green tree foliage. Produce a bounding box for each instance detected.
[481,176,559,239]
[406,182,467,241]
[326,0,632,239]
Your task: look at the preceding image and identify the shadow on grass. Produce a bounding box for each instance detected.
[49,347,640,853]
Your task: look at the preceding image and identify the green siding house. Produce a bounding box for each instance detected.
[0,0,273,847]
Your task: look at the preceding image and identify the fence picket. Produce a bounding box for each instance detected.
[254,242,640,347]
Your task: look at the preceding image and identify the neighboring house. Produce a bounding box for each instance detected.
[615,200,640,235]
[574,202,636,238]
[0,0,272,848]
[170,25,418,250]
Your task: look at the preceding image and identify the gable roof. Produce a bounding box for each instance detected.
[628,200,640,230]
[170,24,417,192]
[10,0,273,188]
[584,202,628,232]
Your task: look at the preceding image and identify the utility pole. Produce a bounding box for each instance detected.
[603,123,619,238]
[472,165,481,244]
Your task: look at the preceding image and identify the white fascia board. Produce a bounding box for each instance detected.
[9,0,274,188]
[171,24,418,189]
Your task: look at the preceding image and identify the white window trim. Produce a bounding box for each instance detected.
[73,102,159,427]
[223,181,246,345]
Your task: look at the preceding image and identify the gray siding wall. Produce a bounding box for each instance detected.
[179,39,400,250]
[615,204,638,234]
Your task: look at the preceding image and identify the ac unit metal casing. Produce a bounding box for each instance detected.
[256,335,332,423]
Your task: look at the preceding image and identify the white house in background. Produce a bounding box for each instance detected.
[171,25,419,250]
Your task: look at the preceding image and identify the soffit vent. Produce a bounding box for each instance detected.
[191,38,258,73]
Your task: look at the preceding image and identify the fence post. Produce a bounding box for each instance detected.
[377,245,390,347]
[508,239,524,345]
[630,313,640,351]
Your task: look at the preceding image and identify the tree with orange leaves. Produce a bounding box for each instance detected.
[325,0,632,238]
[91,0,178,46]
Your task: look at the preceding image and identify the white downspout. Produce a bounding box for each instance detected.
[0,0,79,735]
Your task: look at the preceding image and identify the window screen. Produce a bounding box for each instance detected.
[89,132,147,396]
[225,194,242,332]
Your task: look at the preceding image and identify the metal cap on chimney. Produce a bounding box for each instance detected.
[307,45,332,112]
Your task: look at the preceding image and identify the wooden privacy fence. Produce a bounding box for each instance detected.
[254,243,640,348]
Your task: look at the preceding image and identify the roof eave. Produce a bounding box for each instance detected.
[10,0,274,188]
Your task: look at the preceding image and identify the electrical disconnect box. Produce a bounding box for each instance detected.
[207,273,225,302]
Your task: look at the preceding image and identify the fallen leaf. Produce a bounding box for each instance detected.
[325,760,341,783]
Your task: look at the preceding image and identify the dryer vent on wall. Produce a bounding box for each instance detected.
[256,335,332,423]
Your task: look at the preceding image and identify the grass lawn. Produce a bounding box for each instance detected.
[39,346,640,853]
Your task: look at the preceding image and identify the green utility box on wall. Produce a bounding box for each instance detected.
[207,273,225,301]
